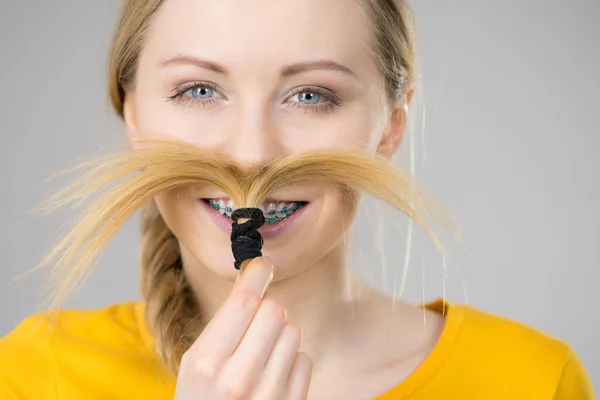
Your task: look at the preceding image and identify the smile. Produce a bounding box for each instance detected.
[202,199,308,224]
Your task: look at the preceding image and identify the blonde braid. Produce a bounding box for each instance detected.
[139,200,201,373]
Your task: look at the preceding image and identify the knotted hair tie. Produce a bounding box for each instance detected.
[230,207,266,270]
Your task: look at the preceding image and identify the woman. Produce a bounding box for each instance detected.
[0,0,594,399]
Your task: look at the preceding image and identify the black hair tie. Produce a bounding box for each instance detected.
[230,207,266,270]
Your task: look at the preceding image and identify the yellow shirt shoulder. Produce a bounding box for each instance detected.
[377,301,595,399]
[0,302,174,399]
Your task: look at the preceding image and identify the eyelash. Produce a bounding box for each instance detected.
[166,81,221,108]
[287,86,341,115]
[165,81,342,115]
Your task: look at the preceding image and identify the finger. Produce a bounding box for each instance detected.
[182,257,273,375]
[217,298,287,396]
[252,323,301,400]
[284,352,313,400]
[231,257,274,296]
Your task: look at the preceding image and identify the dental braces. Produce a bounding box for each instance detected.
[208,200,304,223]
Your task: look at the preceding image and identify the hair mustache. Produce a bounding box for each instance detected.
[24,136,462,313]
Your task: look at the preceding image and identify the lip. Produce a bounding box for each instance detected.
[200,199,309,239]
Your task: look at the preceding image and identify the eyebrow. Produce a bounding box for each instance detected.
[159,54,358,80]
[160,55,227,75]
[280,60,357,79]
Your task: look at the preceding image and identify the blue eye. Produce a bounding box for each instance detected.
[284,87,341,115]
[166,81,226,107]
[295,92,321,104]
[188,86,217,99]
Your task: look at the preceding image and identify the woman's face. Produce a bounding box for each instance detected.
[124,0,406,280]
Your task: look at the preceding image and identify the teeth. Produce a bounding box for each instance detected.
[207,199,304,223]
[266,203,277,216]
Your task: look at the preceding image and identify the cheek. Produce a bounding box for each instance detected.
[313,102,383,150]
[154,187,236,276]
[280,112,380,152]
[306,188,360,253]
[153,190,186,234]
[326,188,361,230]
[134,86,226,147]
[154,187,205,240]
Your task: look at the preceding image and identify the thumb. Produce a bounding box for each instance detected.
[234,256,274,285]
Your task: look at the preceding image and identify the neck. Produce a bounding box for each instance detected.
[184,241,385,372]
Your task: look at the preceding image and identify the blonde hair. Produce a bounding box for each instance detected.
[31,0,459,375]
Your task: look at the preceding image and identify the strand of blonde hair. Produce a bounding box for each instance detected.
[25,138,462,372]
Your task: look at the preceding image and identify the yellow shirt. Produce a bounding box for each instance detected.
[0,300,594,399]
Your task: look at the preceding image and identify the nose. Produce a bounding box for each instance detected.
[221,102,285,173]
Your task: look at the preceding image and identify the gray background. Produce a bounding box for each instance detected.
[1,0,598,388]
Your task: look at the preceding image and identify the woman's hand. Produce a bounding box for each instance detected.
[174,257,313,400]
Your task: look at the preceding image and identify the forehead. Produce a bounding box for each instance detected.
[144,0,377,76]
